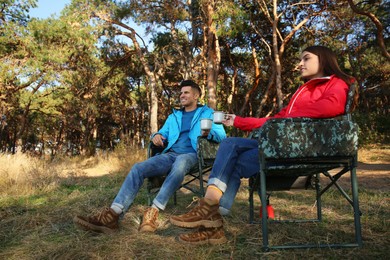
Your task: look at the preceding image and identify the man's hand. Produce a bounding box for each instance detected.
[201,129,210,137]
[152,134,166,147]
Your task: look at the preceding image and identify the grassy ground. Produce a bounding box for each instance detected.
[0,146,389,259]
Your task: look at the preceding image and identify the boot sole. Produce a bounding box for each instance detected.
[139,224,157,233]
[170,217,223,228]
[73,216,117,234]
[178,236,227,245]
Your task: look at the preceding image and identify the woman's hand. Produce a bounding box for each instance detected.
[222,114,236,127]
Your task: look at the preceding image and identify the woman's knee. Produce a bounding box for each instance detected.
[220,137,241,148]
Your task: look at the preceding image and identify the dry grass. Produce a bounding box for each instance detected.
[0,146,389,259]
[358,145,390,164]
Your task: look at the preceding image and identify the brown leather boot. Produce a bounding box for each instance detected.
[139,207,159,232]
[73,207,119,234]
[178,227,227,245]
[170,198,223,228]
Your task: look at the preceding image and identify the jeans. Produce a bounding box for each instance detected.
[219,177,241,215]
[208,137,259,212]
[112,151,198,213]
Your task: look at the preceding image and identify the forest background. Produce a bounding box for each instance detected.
[1,1,389,259]
[0,0,389,156]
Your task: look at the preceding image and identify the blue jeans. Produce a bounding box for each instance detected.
[112,151,198,213]
[219,176,241,215]
[209,137,259,212]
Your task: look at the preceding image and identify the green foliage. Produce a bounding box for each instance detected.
[354,112,390,145]
[0,0,37,26]
[0,0,388,156]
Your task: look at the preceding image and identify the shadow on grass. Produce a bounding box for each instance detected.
[357,162,390,171]
[1,169,389,259]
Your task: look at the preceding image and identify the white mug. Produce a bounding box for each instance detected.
[213,111,225,124]
[200,118,212,130]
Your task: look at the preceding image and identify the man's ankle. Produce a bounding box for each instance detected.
[151,203,160,211]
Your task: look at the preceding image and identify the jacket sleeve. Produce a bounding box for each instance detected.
[202,107,226,142]
[152,114,172,139]
[208,123,226,142]
[285,83,348,118]
[233,116,269,132]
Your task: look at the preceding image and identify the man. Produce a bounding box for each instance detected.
[73,80,226,233]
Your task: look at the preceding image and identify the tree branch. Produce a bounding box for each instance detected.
[347,0,390,61]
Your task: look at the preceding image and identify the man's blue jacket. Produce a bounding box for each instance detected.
[152,105,226,153]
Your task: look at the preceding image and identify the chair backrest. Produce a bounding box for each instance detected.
[196,137,220,167]
[345,83,357,116]
[338,82,357,122]
[257,83,359,160]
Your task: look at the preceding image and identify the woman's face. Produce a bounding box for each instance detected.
[298,51,324,80]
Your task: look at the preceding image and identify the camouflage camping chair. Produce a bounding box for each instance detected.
[250,84,362,251]
[146,137,220,205]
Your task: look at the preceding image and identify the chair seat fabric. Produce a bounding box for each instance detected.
[258,117,358,159]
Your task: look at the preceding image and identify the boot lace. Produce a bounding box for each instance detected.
[186,196,200,209]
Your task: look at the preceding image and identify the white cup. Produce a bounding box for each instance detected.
[213,111,226,124]
[200,118,212,130]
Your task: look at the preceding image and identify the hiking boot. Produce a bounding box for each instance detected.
[178,227,227,245]
[73,207,119,234]
[139,207,159,232]
[170,198,223,228]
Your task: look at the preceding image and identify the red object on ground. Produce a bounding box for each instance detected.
[260,205,275,220]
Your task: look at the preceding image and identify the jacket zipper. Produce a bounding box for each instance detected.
[287,86,306,115]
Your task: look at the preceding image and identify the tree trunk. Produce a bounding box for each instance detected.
[272,0,283,110]
[347,0,390,61]
[95,13,160,134]
[203,0,220,110]
[240,44,261,115]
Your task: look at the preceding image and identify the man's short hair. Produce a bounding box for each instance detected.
[180,80,202,96]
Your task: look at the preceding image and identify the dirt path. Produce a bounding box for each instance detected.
[75,148,390,191]
[355,162,390,191]
[332,148,390,191]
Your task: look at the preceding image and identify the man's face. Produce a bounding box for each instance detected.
[180,86,199,107]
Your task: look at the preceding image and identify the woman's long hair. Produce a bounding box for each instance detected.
[303,46,358,111]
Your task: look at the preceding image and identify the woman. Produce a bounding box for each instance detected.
[169,46,358,245]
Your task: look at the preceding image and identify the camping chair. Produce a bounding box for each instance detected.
[249,83,362,250]
[146,137,220,205]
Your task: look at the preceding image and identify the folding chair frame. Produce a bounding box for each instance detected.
[258,155,362,251]
[146,137,218,205]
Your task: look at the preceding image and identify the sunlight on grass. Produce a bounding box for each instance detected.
[358,146,390,163]
[0,145,146,196]
[0,146,389,259]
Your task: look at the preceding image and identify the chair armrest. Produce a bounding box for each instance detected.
[147,142,167,158]
[197,137,220,166]
[258,118,358,159]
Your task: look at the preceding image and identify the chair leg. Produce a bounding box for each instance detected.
[148,193,152,206]
[249,176,255,223]
[315,173,322,222]
[198,161,205,196]
[259,170,270,251]
[351,166,363,247]
[147,186,153,206]
[322,170,362,215]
